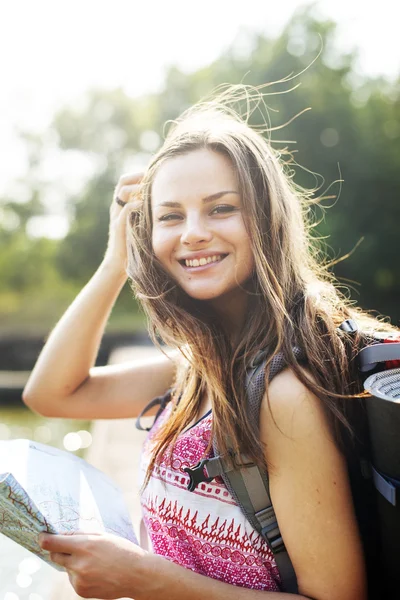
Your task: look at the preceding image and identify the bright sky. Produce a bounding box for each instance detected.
[1,0,399,235]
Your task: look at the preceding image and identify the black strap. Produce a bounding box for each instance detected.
[135,389,173,432]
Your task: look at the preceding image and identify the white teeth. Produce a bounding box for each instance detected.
[184,255,224,267]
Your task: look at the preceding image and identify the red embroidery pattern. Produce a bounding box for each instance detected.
[139,402,281,592]
[144,495,273,558]
[141,494,280,591]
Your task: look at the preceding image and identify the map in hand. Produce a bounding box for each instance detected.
[0,439,137,570]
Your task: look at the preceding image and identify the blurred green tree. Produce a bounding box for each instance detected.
[1,6,399,333]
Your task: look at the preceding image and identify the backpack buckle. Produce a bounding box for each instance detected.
[183,458,214,492]
[338,319,358,335]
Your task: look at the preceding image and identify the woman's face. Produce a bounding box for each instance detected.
[151,148,255,306]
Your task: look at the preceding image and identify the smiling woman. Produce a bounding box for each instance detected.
[150,149,254,308]
[23,83,399,600]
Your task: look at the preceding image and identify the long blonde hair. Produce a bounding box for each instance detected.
[126,85,397,488]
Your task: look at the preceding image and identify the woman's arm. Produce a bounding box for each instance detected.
[136,553,312,600]
[39,532,311,600]
[22,258,178,419]
[260,368,368,600]
[22,259,126,411]
[23,173,178,419]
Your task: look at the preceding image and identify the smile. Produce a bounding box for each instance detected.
[179,254,228,271]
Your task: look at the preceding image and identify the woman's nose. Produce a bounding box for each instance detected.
[181,217,213,245]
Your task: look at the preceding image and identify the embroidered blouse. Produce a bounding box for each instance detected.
[138,401,281,592]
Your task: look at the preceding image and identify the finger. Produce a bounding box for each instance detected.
[39,532,89,553]
[117,172,144,187]
[114,175,144,201]
[120,200,144,221]
[49,551,74,569]
[113,184,142,207]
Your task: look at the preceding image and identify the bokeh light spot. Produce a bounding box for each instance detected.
[77,430,92,449]
[5,592,20,600]
[63,432,81,451]
[12,426,32,440]
[287,36,306,57]
[19,557,41,575]
[140,130,160,152]
[320,128,339,147]
[16,572,32,588]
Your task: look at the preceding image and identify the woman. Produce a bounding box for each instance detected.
[24,87,392,599]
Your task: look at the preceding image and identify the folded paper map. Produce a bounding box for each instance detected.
[0,439,137,571]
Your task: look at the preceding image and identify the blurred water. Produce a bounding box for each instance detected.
[0,406,90,599]
[0,539,59,600]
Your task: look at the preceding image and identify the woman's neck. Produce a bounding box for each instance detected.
[209,289,249,344]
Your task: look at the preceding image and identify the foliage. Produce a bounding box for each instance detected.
[1,7,399,335]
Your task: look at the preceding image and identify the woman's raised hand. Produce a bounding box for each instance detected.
[104,172,144,274]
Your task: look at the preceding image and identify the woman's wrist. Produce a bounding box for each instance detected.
[128,552,305,600]
[99,257,128,283]
[125,551,163,600]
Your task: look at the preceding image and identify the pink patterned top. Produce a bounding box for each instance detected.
[138,401,281,592]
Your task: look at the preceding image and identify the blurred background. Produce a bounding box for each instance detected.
[0,0,399,597]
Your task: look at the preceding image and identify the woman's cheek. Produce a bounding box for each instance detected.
[152,230,172,268]
[151,229,162,260]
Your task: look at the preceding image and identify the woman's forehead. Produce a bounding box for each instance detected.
[151,149,238,206]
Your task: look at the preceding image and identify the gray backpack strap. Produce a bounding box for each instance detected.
[358,342,400,372]
[211,348,304,594]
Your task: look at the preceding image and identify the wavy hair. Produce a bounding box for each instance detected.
[126,84,397,489]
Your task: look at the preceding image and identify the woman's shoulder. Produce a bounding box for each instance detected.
[260,366,333,448]
[259,366,368,600]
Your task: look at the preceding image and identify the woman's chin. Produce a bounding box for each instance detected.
[182,289,223,302]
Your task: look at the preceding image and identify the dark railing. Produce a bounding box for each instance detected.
[0,331,151,405]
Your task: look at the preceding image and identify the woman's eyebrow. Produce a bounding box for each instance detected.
[156,191,240,209]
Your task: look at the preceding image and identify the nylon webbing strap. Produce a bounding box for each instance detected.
[241,464,271,512]
[222,461,263,521]
[358,343,400,372]
[239,463,297,593]
[372,466,399,506]
[210,456,284,550]
[204,456,234,478]
[211,349,306,593]
[274,552,299,594]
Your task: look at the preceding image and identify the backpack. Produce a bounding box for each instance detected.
[136,319,400,598]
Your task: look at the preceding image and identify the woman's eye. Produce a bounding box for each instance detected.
[211,204,236,215]
[157,213,182,222]
[157,205,236,222]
